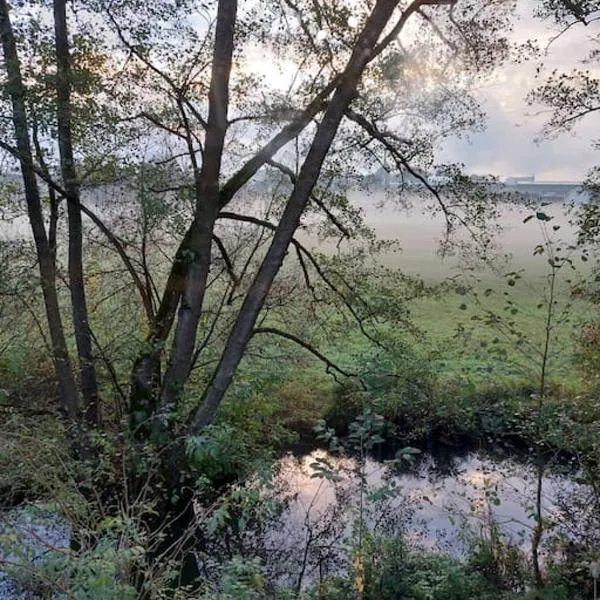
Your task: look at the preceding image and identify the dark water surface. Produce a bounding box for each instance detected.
[274,448,582,556]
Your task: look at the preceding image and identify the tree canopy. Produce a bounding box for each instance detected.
[0,0,516,436]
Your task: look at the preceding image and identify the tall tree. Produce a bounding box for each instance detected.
[115,0,514,435]
[1,0,515,437]
[0,0,79,420]
[53,0,100,425]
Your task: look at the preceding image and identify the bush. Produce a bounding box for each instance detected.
[311,533,507,600]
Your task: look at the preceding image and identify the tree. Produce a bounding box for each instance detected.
[528,3,600,310]
[0,0,80,420]
[0,0,515,440]
[529,2,600,590]
[54,0,100,425]
[529,2,600,148]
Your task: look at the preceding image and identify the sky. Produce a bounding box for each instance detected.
[248,2,600,183]
[441,2,600,182]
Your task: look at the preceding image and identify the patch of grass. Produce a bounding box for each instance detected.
[407,280,593,388]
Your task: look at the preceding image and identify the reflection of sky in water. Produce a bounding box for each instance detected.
[276,450,575,557]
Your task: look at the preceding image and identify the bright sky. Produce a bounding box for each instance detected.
[441,1,600,182]
[244,2,600,182]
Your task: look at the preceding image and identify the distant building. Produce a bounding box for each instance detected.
[505,175,535,185]
[470,174,497,184]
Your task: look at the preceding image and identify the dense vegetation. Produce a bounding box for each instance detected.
[1,0,600,598]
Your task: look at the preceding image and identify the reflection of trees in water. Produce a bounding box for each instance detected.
[195,451,415,593]
[195,449,592,592]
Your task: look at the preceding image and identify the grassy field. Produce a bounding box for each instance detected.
[305,195,596,391]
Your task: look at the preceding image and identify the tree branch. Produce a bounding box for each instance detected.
[252,327,355,380]
[374,0,457,58]
[106,7,208,130]
[137,111,188,140]
[218,0,455,210]
[217,210,385,349]
[212,233,238,288]
[218,81,335,207]
[0,139,155,322]
[266,158,351,239]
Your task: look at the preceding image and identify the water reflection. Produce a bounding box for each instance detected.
[277,450,574,556]
[196,449,589,591]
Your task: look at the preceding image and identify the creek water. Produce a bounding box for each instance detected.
[195,447,593,592]
[274,448,580,555]
[0,508,70,600]
[0,448,592,596]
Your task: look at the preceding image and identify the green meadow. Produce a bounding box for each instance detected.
[255,195,600,440]
[350,196,592,385]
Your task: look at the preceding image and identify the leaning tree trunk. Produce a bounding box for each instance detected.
[54,0,100,426]
[190,0,402,432]
[0,0,79,420]
[128,7,340,426]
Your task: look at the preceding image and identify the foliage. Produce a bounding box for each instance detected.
[2,1,600,596]
[466,524,530,593]
[311,537,492,600]
[1,509,138,600]
[196,557,267,600]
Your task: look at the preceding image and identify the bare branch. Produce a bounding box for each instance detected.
[137,111,188,140]
[252,326,355,379]
[0,139,155,322]
[266,158,351,239]
[212,233,238,288]
[190,284,230,372]
[374,0,457,58]
[217,211,385,350]
[417,6,457,51]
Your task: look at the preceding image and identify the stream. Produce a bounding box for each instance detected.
[1,448,595,596]
[277,449,577,553]
[195,448,597,591]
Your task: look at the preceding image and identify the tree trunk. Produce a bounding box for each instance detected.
[0,0,79,420]
[54,0,100,426]
[129,232,191,431]
[129,0,238,433]
[157,1,237,413]
[127,2,339,424]
[190,0,401,432]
